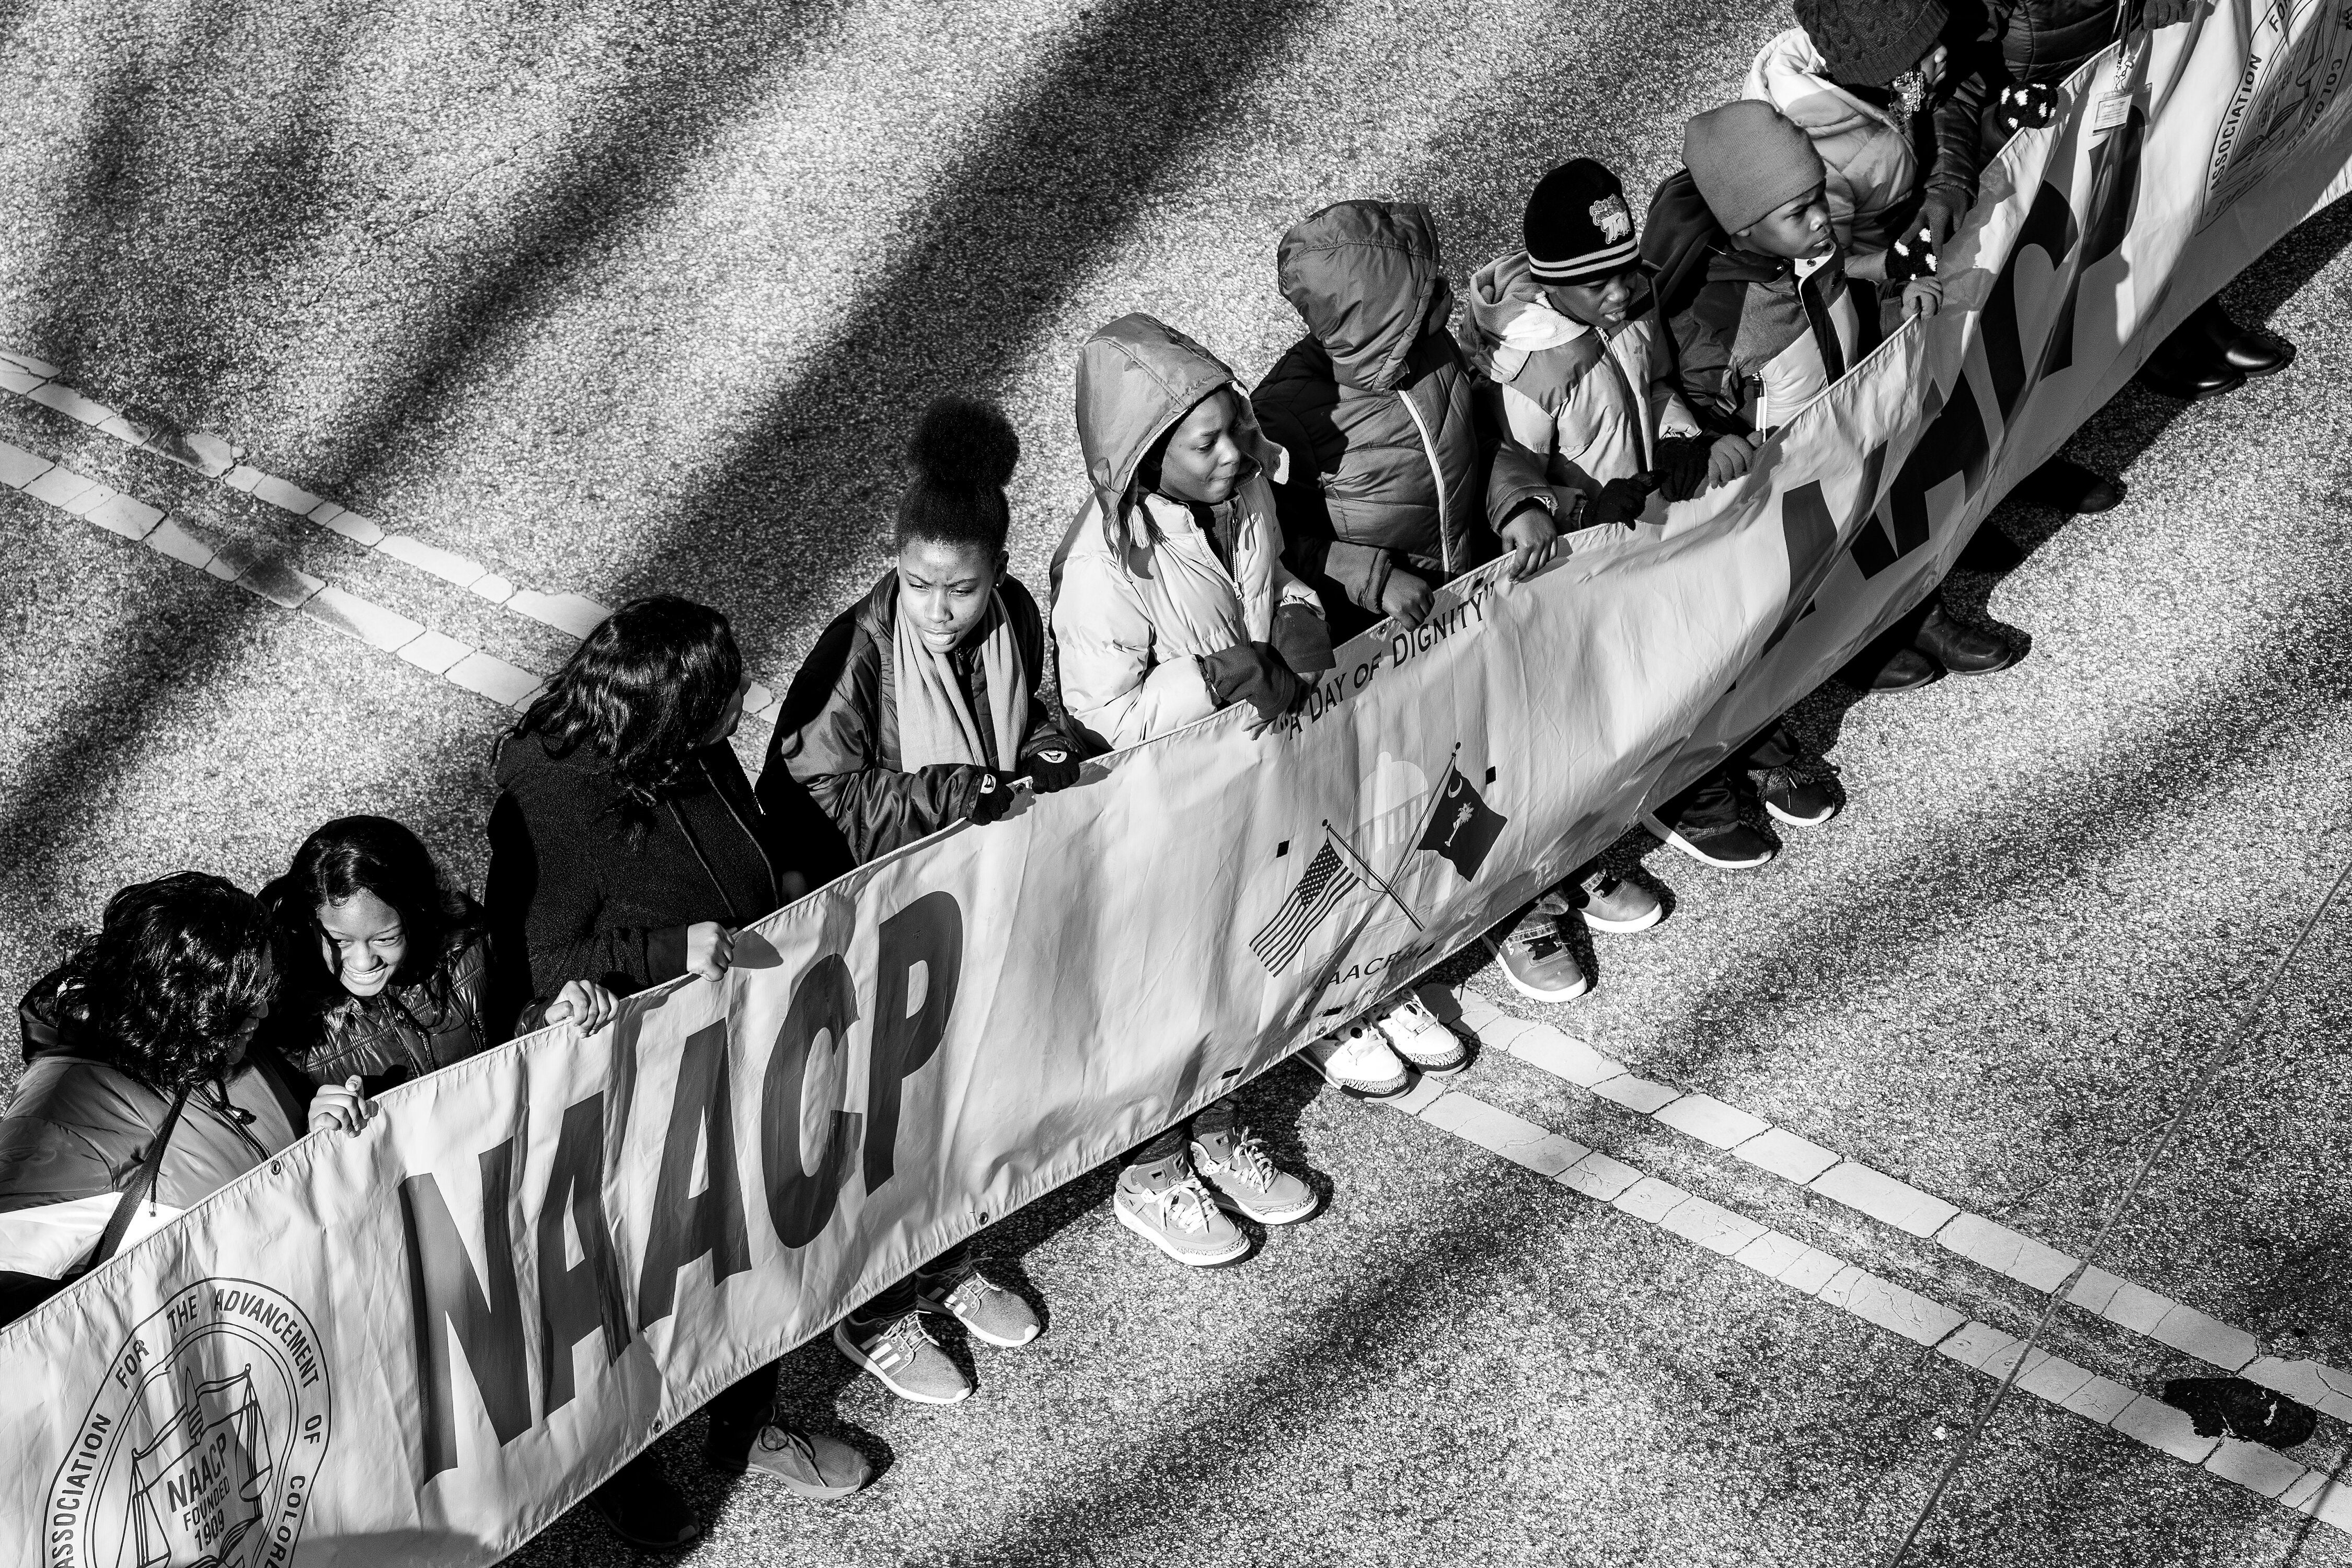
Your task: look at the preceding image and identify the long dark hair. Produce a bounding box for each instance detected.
[261,816,485,1012]
[48,872,279,1093]
[513,595,743,811]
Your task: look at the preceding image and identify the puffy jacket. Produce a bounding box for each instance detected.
[1746,29,1943,254]
[1050,314,1323,751]
[485,732,793,1028]
[762,572,1075,864]
[4,972,309,1217]
[264,936,494,1096]
[1980,0,2119,84]
[1458,251,1702,495]
[1249,201,1557,620]
[1644,171,1881,435]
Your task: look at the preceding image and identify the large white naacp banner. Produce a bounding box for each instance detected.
[8,6,2352,1562]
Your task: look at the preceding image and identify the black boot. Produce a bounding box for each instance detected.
[2196,299,2296,377]
[2137,324,2244,401]
[2011,456,2123,514]
[585,1453,701,1551]
[1851,645,1940,690]
[1913,601,2015,676]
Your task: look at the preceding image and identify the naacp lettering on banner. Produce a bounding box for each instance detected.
[47,1280,329,1568]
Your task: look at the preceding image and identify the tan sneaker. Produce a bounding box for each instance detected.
[916,1260,1040,1348]
[1190,1126,1318,1225]
[1114,1159,1249,1266]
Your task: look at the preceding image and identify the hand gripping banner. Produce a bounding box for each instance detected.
[6,5,2351,1561]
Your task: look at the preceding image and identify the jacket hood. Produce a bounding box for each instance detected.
[1746,27,1900,139]
[1459,251,1587,379]
[1645,169,1767,321]
[1072,313,1284,544]
[495,729,607,791]
[1275,199,1453,393]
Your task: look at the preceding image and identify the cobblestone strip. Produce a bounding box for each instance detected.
[0,348,783,728]
[1380,1080,2352,1530]
[1426,984,2352,1428]
[0,431,545,713]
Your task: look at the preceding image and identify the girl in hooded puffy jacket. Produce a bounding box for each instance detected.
[762,396,1079,1407]
[1048,313,1359,1270]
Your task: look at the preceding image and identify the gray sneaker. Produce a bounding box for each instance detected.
[706,1420,872,1500]
[1486,901,1590,1002]
[833,1312,972,1404]
[916,1261,1040,1348]
[1572,869,1663,934]
[1114,1160,1249,1266]
[1191,1126,1318,1225]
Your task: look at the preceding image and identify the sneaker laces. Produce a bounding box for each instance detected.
[755,1423,818,1461]
[874,1312,938,1359]
[942,1270,1003,1315]
[1206,1129,1278,1193]
[1504,918,1567,962]
[1146,1174,1221,1233]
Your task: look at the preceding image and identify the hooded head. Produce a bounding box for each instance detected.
[1274,199,1453,393]
[1072,313,1281,552]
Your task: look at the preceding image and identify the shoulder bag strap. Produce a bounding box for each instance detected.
[87,1088,190,1271]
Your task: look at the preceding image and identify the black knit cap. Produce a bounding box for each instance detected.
[1794,0,1950,87]
[1523,159,1641,286]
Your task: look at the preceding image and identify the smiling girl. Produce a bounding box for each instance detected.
[261,816,610,1099]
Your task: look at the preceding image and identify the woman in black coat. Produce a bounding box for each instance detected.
[483,593,866,1550]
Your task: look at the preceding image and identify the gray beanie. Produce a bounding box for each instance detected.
[1681,101,1827,234]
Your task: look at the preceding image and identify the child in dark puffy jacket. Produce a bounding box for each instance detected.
[762,396,1082,1409]
[1635,101,1901,871]
[1250,199,1562,647]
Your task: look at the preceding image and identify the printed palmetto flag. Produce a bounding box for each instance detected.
[1249,837,1361,974]
[1416,766,1507,879]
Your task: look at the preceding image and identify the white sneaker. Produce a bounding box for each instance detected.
[1299,1021,1409,1097]
[1113,1168,1250,1266]
[1373,995,1467,1074]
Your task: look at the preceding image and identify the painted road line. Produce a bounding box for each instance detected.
[0,349,783,729]
[1377,1082,2352,1530]
[1427,985,2352,1423]
[0,434,543,716]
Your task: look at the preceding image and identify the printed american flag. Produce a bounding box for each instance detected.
[1249,839,1359,974]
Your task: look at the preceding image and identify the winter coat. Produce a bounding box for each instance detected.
[1980,0,2119,84]
[264,936,495,1096]
[762,572,1076,864]
[1744,28,1989,255]
[1249,201,1557,619]
[485,732,790,1027]
[1051,314,1324,752]
[3,972,309,1218]
[1459,251,1702,494]
[1644,171,1881,435]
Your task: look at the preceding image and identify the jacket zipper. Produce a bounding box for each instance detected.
[1396,386,1453,575]
[705,754,780,912]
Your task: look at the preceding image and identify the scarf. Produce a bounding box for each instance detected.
[891,588,1028,773]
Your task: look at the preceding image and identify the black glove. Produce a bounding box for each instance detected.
[1198,641,1304,722]
[1589,474,1657,529]
[1270,601,1336,676]
[1884,218,1940,285]
[1024,742,1082,793]
[1651,436,1711,503]
[961,767,1016,825]
[1993,81,2060,139]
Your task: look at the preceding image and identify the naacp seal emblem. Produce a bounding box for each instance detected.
[2203,0,2352,223]
[47,1279,330,1568]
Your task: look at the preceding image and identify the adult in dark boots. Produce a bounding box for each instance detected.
[1974,0,2296,402]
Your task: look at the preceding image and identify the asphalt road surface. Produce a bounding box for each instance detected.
[4,2,2351,1564]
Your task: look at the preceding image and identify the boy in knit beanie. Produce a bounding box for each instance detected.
[1449,158,1719,998]
[1631,101,1894,870]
